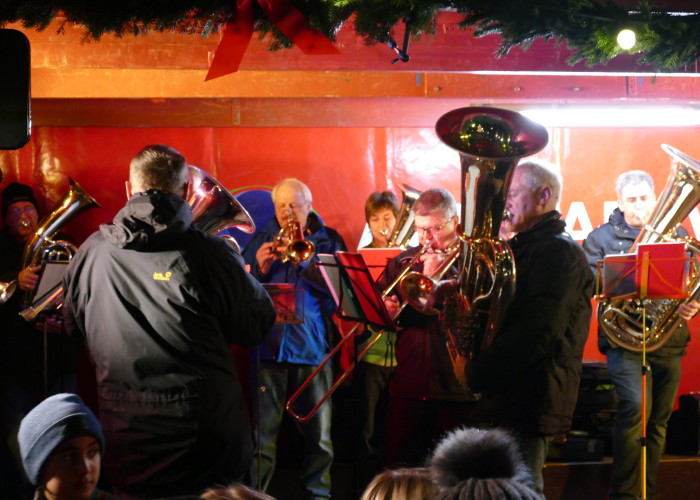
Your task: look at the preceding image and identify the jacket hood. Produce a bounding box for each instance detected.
[100,190,193,250]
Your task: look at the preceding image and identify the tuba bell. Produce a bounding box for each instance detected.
[599,144,700,353]
[434,107,548,372]
[18,179,100,321]
[187,165,255,252]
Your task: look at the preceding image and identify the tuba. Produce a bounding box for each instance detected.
[599,144,700,353]
[19,179,100,321]
[187,165,255,251]
[434,107,548,371]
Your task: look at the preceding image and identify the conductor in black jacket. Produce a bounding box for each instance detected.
[62,144,276,498]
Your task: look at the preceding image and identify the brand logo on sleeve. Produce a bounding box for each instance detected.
[153,272,172,281]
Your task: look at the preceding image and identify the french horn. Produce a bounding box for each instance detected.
[599,144,700,352]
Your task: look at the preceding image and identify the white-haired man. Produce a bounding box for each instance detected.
[243,178,347,500]
[465,160,595,493]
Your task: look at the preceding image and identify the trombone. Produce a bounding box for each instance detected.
[285,242,460,422]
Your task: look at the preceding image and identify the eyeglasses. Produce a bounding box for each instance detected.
[7,206,36,217]
[414,217,455,236]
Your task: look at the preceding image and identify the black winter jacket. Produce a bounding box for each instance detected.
[581,207,690,356]
[62,190,276,498]
[467,212,595,437]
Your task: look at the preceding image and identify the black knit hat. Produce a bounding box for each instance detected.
[429,427,545,500]
[18,393,104,486]
[1,182,39,219]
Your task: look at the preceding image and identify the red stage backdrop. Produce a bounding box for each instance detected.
[1,125,699,403]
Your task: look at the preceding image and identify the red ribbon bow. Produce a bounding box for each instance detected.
[205,0,340,81]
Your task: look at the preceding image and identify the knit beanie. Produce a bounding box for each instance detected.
[18,393,104,486]
[429,427,545,500]
[1,181,39,219]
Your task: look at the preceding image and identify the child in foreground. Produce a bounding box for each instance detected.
[18,393,121,500]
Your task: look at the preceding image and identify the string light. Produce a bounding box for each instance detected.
[616,28,636,50]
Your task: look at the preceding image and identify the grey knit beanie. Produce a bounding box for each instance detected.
[429,427,545,500]
[18,393,104,486]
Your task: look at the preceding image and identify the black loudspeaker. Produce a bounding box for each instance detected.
[666,393,700,456]
[0,29,31,150]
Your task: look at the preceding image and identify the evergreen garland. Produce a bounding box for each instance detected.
[1,1,698,71]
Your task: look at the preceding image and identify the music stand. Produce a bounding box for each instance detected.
[598,241,690,500]
[319,252,394,331]
[285,252,394,422]
[358,247,402,282]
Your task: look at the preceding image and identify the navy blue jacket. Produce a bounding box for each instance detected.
[242,212,347,365]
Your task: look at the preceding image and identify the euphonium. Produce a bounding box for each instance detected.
[271,215,316,264]
[187,165,255,252]
[599,144,700,353]
[435,107,548,368]
[0,281,17,304]
[387,184,422,249]
[19,179,100,321]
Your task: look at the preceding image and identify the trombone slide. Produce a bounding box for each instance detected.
[286,324,384,423]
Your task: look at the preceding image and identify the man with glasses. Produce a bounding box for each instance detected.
[583,170,699,500]
[379,188,477,468]
[243,178,346,500]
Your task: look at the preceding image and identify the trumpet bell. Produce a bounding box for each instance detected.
[286,239,316,264]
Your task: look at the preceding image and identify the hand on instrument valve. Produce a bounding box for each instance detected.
[18,265,41,292]
[678,300,700,321]
[422,279,458,313]
[419,247,447,278]
[383,294,401,317]
[255,240,287,275]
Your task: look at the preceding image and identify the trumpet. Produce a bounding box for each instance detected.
[272,215,316,264]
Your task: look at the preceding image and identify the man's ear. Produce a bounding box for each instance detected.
[538,186,552,206]
[125,181,132,200]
